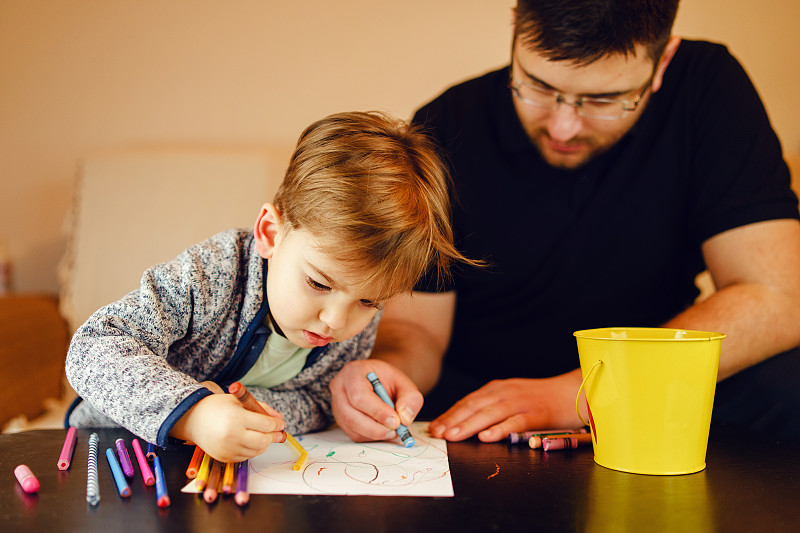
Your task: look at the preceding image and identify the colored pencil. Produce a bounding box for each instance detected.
[185,445,204,479]
[154,456,170,508]
[234,460,249,506]
[132,438,155,486]
[58,427,78,470]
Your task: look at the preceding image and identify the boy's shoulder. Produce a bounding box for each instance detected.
[182,229,255,261]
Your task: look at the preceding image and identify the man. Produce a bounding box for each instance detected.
[330,0,800,444]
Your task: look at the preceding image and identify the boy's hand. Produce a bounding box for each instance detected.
[330,359,423,442]
[170,388,286,463]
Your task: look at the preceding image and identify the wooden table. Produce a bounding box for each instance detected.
[2,425,798,532]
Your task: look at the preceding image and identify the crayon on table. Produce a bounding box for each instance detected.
[115,438,135,478]
[146,442,156,461]
[528,428,589,449]
[14,464,40,494]
[542,433,594,451]
[86,433,100,505]
[106,448,131,497]
[366,372,415,448]
[203,458,221,503]
[185,446,204,479]
[154,456,170,508]
[222,462,235,494]
[508,427,587,445]
[234,460,250,507]
[57,426,78,470]
[132,438,155,486]
[194,452,211,491]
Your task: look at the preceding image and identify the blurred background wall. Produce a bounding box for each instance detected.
[2,0,799,294]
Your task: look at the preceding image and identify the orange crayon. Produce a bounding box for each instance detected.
[185,446,204,479]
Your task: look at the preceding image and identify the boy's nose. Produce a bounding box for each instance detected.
[319,303,347,331]
[546,104,583,143]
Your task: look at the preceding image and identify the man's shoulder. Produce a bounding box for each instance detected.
[670,39,740,75]
[413,66,508,124]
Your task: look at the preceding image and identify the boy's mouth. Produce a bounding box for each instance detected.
[303,330,333,347]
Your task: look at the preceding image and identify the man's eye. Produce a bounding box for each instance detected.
[306,277,330,291]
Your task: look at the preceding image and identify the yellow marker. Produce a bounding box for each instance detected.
[194,452,212,491]
[222,462,235,494]
[285,433,308,471]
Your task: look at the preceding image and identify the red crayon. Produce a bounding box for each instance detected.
[542,433,593,451]
[14,464,40,494]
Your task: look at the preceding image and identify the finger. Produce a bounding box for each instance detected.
[428,389,499,439]
[382,373,424,427]
[241,409,286,433]
[441,399,521,441]
[476,413,531,443]
[348,373,402,430]
[335,396,397,442]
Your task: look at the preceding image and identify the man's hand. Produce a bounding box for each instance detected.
[428,369,586,442]
[330,359,423,442]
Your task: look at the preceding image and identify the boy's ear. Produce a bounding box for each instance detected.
[254,203,283,259]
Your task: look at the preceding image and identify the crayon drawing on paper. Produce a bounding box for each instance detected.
[182,422,452,497]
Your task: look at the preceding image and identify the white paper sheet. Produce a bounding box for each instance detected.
[181,421,453,497]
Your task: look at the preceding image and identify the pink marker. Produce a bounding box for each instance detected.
[132,439,155,486]
[115,439,135,478]
[58,427,78,470]
[14,464,40,494]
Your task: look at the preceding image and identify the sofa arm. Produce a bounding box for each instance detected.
[0,294,69,429]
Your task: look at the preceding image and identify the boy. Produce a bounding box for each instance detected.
[65,111,471,462]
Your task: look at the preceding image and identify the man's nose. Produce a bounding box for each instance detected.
[546,102,583,143]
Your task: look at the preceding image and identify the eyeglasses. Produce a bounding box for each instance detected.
[509,74,653,120]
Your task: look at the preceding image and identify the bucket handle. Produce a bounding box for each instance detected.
[576,360,602,427]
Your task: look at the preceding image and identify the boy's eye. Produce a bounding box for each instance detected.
[360,299,383,310]
[306,277,331,292]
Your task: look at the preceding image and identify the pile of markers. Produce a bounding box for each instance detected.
[507,428,593,450]
[13,426,171,508]
[185,447,250,506]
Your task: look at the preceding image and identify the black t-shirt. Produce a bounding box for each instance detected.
[412,40,798,396]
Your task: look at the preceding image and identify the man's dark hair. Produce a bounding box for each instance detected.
[515,0,679,65]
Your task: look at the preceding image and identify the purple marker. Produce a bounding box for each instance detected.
[235,460,249,506]
[116,439,135,478]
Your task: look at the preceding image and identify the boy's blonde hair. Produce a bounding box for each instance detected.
[274,111,472,301]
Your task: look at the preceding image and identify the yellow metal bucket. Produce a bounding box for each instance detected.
[574,327,725,475]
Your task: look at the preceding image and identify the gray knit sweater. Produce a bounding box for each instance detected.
[65,229,378,447]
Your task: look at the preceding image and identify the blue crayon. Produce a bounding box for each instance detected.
[106,448,131,497]
[146,442,156,461]
[366,372,415,448]
[154,456,170,508]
